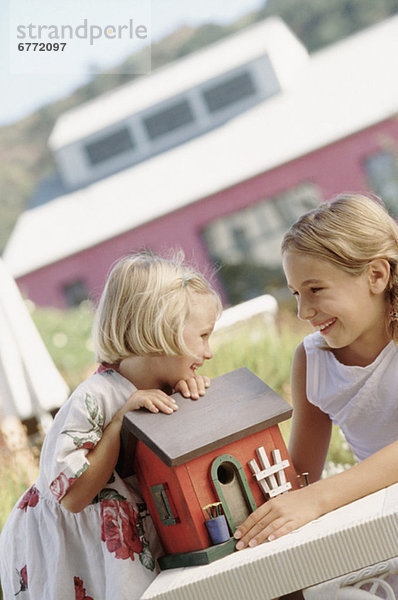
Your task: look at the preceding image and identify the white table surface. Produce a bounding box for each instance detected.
[141,483,398,600]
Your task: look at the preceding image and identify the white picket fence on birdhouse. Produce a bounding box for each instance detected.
[249,447,291,498]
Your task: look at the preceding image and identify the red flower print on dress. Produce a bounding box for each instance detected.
[74,576,94,600]
[17,486,39,511]
[96,365,115,375]
[80,440,95,450]
[50,471,76,502]
[100,499,143,561]
[14,564,28,595]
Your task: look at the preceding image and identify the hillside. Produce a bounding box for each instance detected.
[1,0,397,252]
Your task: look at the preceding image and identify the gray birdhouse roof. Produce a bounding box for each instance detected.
[120,368,292,468]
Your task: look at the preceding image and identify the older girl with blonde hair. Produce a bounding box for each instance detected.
[0,251,221,600]
[235,192,398,545]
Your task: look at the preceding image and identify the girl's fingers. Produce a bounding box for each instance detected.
[245,517,292,547]
[129,377,212,411]
[175,380,190,398]
[184,378,200,400]
[267,520,297,541]
[148,394,178,414]
[143,400,160,413]
[234,504,272,549]
[196,375,210,395]
[234,487,322,549]
[188,375,210,398]
[127,390,178,414]
[175,376,209,400]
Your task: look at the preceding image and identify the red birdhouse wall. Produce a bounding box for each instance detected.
[134,424,298,555]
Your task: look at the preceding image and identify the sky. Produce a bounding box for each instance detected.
[1,0,265,126]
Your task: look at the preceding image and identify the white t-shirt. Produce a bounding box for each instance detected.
[303,332,398,461]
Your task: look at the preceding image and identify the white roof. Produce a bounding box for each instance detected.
[49,17,308,149]
[0,258,69,421]
[4,15,398,278]
[214,295,278,332]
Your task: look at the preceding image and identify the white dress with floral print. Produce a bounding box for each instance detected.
[0,368,162,600]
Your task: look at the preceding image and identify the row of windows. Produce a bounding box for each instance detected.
[203,183,321,267]
[86,128,135,166]
[84,69,265,167]
[202,183,322,304]
[202,151,398,305]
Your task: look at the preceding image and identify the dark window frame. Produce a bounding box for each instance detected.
[85,127,135,166]
[202,70,256,114]
[143,99,195,141]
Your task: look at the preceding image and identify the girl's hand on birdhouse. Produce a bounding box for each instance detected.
[174,375,210,400]
[234,486,324,549]
[114,390,179,421]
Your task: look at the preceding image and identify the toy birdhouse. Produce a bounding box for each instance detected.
[118,368,299,569]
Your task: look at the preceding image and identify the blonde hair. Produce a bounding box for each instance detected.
[93,251,222,364]
[281,193,398,342]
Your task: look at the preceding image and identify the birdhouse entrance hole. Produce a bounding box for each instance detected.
[217,462,235,485]
[211,455,257,533]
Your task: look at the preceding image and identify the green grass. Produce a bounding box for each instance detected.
[207,311,305,397]
[0,447,38,530]
[31,301,96,389]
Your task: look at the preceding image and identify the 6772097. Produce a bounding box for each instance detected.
[17,42,66,51]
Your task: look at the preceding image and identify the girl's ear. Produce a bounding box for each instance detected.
[367,259,390,294]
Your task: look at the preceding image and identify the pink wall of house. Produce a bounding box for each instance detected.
[16,116,398,308]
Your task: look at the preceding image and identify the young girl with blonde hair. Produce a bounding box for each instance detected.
[235,192,398,552]
[0,251,221,600]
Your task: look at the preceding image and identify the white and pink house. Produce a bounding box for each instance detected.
[4,16,398,307]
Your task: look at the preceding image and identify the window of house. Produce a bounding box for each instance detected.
[202,183,321,304]
[63,280,88,307]
[202,70,256,114]
[150,483,177,526]
[85,127,135,166]
[365,151,398,217]
[143,99,195,141]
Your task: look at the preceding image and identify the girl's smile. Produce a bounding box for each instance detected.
[119,293,217,392]
[155,292,217,389]
[316,318,337,335]
[282,252,390,366]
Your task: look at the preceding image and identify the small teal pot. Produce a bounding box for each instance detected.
[205,515,230,545]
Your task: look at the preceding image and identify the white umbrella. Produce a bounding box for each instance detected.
[0,257,69,431]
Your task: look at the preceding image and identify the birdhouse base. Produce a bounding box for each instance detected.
[158,538,236,570]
